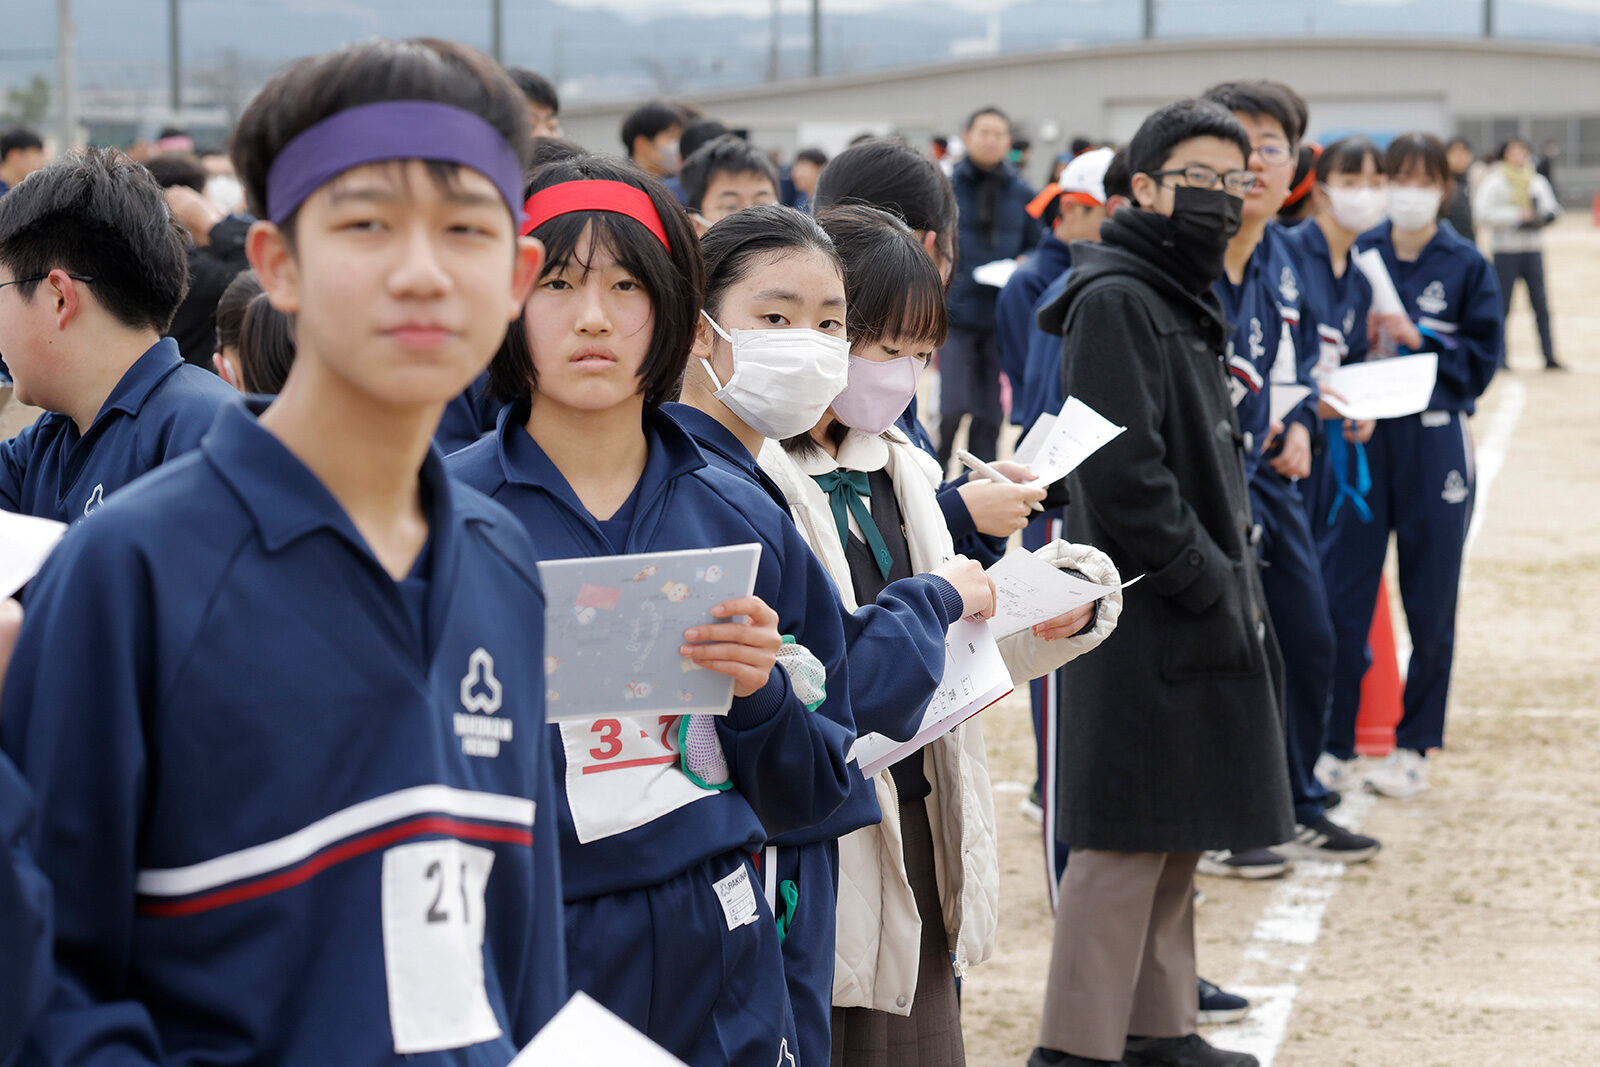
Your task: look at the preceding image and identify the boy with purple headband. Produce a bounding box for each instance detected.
[1,38,566,1063]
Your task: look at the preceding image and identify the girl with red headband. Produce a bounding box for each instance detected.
[447,153,858,1066]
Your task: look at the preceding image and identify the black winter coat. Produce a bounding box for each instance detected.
[1039,231,1293,853]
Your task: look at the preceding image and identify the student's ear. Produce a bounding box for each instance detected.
[246,219,301,315]
[508,237,545,322]
[213,352,244,392]
[919,229,939,259]
[48,270,85,331]
[1130,173,1158,211]
[690,312,714,363]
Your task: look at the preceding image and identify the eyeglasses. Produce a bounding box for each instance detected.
[0,273,94,293]
[1252,142,1294,167]
[1146,166,1258,196]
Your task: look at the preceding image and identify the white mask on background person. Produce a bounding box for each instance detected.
[1323,185,1388,235]
[699,311,851,440]
[1386,186,1442,231]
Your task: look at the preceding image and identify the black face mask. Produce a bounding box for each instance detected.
[1171,185,1244,249]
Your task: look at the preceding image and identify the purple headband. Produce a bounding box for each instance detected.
[264,100,525,226]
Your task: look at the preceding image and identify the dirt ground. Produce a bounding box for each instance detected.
[958,217,1600,1064]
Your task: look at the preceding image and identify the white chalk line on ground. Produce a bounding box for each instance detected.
[1208,378,1527,1066]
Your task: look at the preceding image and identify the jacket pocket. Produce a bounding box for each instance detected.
[1160,560,1260,679]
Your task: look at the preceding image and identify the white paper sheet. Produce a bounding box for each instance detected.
[972,258,1019,289]
[1321,354,1438,421]
[509,992,689,1066]
[1010,397,1126,487]
[1268,383,1312,425]
[985,548,1126,640]
[0,511,67,598]
[536,544,761,722]
[850,617,1012,779]
[1353,248,1406,316]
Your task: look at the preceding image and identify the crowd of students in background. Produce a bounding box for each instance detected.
[0,40,1525,1067]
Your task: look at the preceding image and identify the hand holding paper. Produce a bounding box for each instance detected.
[1012,397,1126,488]
[985,548,1128,640]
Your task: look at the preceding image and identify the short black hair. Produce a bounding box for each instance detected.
[529,137,586,169]
[1070,137,1094,156]
[1384,132,1450,187]
[238,292,297,394]
[620,101,684,155]
[1495,137,1530,161]
[679,119,730,162]
[700,203,840,322]
[794,147,828,168]
[965,106,1010,132]
[680,134,780,212]
[0,127,43,163]
[1126,99,1251,180]
[817,204,947,351]
[231,38,532,231]
[0,146,190,333]
[1446,136,1473,153]
[1103,146,1132,202]
[158,126,189,142]
[215,269,262,354]
[812,137,959,268]
[143,151,208,193]
[1202,79,1307,147]
[490,153,701,409]
[506,67,558,112]
[1316,136,1383,184]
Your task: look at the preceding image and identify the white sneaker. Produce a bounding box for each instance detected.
[1315,752,1362,793]
[1364,748,1430,798]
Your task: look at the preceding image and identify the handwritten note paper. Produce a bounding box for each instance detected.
[536,544,761,722]
[0,511,66,598]
[850,618,1012,779]
[986,549,1124,640]
[1012,397,1126,487]
[1321,354,1438,421]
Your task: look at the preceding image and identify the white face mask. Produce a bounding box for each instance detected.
[700,311,851,440]
[1387,186,1441,231]
[1323,185,1388,235]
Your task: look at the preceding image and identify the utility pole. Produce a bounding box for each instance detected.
[1143,0,1156,39]
[168,0,180,115]
[809,0,821,78]
[490,0,504,64]
[1482,0,1493,37]
[768,0,780,82]
[57,0,77,151]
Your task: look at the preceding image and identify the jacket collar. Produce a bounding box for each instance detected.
[93,338,186,426]
[1044,240,1230,339]
[791,429,890,478]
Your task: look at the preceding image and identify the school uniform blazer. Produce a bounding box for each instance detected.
[0,338,236,523]
[759,429,1120,1014]
[447,406,855,902]
[1358,220,1503,414]
[0,751,51,1065]
[1,401,567,1064]
[1040,239,1295,853]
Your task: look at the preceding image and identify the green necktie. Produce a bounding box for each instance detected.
[811,469,893,580]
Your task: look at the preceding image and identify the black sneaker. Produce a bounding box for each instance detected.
[1124,1033,1259,1067]
[1277,815,1381,864]
[1196,977,1249,1024]
[1197,848,1290,879]
[1027,1048,1126,1067]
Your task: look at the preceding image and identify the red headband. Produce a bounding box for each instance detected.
[520,180,672,250]
[1283,142,1323,209]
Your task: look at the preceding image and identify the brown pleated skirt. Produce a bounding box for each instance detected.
[830,795,965,1067]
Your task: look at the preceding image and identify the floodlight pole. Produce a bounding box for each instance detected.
[1143,0,1155,39]
[1482,0,1493,37]
[769,0,780,82]
[491,0,504,63]
[810,0,821,77]
[57,0,77,150]
[168,0,180,114]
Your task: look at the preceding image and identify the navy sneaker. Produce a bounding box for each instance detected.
[1027,1048,1126,1067]
[1124,1034,1258,1066]
[1278,815,1381,864]
[1197,977,1249,1025]
[1197,848,1290,879]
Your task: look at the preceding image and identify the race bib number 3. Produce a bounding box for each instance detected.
[561,715,720,844]
[381,839,503,1054]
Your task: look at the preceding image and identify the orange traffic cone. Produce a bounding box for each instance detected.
[1355,581,1403,756]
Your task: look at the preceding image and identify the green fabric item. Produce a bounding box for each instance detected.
[811,468,893,580]
[775,879,800,942]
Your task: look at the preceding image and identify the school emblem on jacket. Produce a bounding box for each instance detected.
[1442,469,1469,505]
[1278,265,1299,304]
[83,483,104,516]
[1418,280,1448,315]
[1248,317,1265,362]
[456,647,512,757]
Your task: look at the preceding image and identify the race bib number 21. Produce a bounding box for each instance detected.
[381,839,503,1054]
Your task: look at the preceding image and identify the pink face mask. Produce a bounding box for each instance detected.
[829,353,926,435]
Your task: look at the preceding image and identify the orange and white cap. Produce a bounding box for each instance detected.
[1057,146,1114,207]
